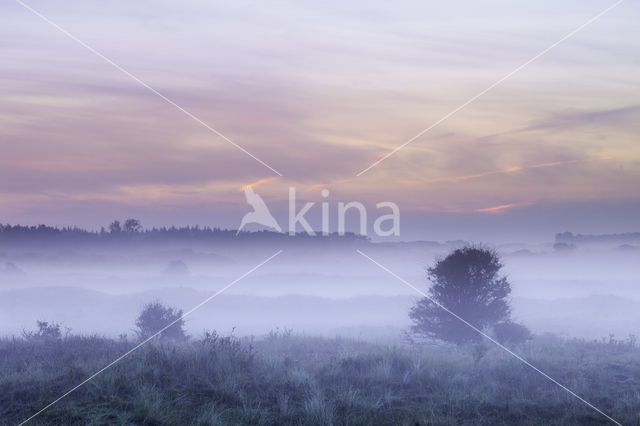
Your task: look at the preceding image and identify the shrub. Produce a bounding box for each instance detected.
[22,320,63,341]
[493,321,532,346]
[135,302,187,341]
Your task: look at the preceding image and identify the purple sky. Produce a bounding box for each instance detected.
[1,0,639,241]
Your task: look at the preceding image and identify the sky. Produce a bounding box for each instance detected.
[1,0,639,242]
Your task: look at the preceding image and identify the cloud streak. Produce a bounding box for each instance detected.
[476,202,532,214]
[424,159,584,184]
[1,0,639,231]
[478,104,640,144]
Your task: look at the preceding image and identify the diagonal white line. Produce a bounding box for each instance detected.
[356,249,621,425]
[356,0,625,176]
[15,0,283,177]
[18,249,283,426]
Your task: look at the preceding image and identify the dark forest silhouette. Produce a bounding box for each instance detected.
[0,220,368,248]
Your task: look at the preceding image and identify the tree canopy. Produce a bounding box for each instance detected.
[409,246,513,344]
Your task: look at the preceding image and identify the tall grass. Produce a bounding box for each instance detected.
[1,331,639,425]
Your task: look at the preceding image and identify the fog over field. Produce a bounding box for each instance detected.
[2,230,639,341]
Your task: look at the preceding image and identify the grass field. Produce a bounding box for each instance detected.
[1,331,639,425]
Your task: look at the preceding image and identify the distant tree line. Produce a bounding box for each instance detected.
[556,231,640,245]
[0,220,368,245]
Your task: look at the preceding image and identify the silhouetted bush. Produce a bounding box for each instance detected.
[135,302,187,341]
[22,321,62,341]
[493,321,532,346]
[123,218,142,233]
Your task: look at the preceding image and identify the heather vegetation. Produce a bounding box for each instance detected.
[2,329,639,425]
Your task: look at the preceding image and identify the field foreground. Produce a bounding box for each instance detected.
[1,332,639,425]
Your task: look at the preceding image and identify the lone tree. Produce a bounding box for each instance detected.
[410,246,513,344]
[135,302,187,341]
